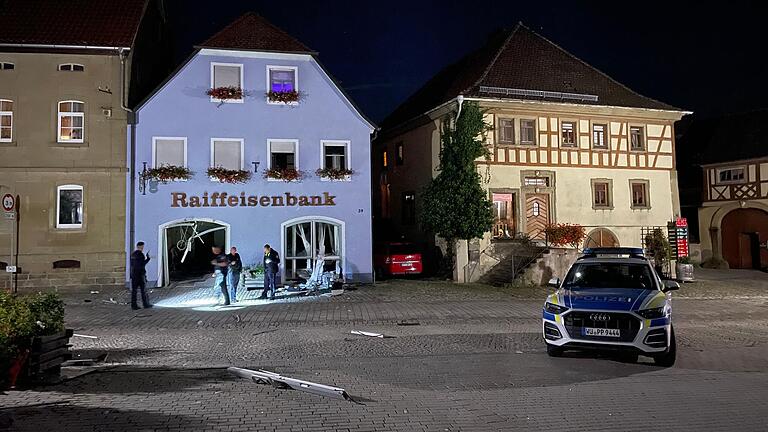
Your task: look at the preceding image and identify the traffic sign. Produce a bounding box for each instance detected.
[2,193,14,212]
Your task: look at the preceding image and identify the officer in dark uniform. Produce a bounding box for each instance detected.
[130,241,151,310]
[261,244,280,300]
[211,246,230,306]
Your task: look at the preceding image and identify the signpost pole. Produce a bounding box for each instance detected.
[13,194,19,293]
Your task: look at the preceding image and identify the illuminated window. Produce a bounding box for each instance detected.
[524,177,549,187]
[56,185,83,229]
[0,99,12,142]
[592,124,607,148]
[395,142,404,165]
[382,147,388,169]
[561,121,576,147]
[268,66,297,93]
[532,201,540,216]
[57,100,84,143]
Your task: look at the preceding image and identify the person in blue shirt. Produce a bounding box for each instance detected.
[129,241,151,310]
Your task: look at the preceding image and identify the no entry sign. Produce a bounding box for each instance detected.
[2,193,14,212]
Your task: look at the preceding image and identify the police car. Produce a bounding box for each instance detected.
[542,247,678,366]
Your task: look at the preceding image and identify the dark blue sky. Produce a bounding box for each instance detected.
[171,0,768,123]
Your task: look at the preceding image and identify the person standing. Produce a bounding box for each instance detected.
[261,244,280,300]
[211,246,230,306]
[226,246,242,303]
[130,241,152,310]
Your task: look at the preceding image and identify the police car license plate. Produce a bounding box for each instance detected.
[583,328,620,337]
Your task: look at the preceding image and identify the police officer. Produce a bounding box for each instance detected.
[261,244,280,300]
[227,246,242,303]
[130,241,152,310]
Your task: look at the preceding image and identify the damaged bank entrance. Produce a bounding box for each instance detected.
[158,218,230,286]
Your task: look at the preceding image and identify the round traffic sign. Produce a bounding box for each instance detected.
[2,194,14,212]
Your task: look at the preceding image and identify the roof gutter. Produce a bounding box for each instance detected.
[0,43,129,51]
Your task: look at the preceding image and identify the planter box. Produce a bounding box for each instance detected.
[26,329,73,384]
[676,263,695,282]
[245,277,264,290]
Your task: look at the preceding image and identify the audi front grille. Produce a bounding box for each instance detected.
[563,311,641,343]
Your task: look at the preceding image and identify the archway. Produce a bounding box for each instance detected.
[583,228,620,248]
[157,218,230,286]
[721,208,768,269]
[281,216,345,281]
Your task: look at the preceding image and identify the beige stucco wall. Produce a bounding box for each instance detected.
[0,51,127,291]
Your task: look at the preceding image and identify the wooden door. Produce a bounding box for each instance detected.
[738,234,752,269]
[525,193,550,240]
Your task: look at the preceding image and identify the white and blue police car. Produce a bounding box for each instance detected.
[542,247,678,366]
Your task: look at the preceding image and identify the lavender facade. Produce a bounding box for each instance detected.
[126,14,375,286]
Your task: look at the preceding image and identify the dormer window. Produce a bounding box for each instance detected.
[0,62,14,70]
[58,63,85,72]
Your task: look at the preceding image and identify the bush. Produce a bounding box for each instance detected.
[543,223,586,248]
[0,291,65,387]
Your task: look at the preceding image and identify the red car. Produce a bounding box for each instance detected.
[374,242,423,278]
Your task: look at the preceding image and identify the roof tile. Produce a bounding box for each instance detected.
[197,12,313,54]
[0,0,146,48]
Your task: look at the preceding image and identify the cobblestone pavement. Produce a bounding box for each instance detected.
[2,270,768,431]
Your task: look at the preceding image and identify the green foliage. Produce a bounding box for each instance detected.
[420,102,494,274]
[246,264,265,278]
[0,291,65,386]
[645,228,672,265]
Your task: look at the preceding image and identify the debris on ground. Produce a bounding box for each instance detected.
[350,330,394,338]
[228,367,360,403]
[102,298,118,304]
[397,320,420,326]
[72,333,98,339]
[89,291,99,294]
[63,353,108,366]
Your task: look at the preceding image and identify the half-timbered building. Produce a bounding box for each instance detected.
[372,23,689,281]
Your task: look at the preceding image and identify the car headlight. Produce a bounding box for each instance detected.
[637,307,666,319]
[544,302,569,315]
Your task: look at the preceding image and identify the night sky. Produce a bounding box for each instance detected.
[170,0,768,123]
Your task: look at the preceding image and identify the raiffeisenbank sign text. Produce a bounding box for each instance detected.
[170,192,337,208]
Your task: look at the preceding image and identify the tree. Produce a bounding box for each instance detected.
[420,101,494,277]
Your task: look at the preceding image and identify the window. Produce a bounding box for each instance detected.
[0,99,12,142]
[58,100,85,143]
[322,141,349,170]
[498,118,515,144]
[630,180,650,208]
[268,66,297,93]
[532,201,541,216]
[153,137,186,167]
[561,121,576,147]
[395,142,404,165]
[211,138,244,170]
[58,63,85,72]
[402,192,416,225]
[520,119,536,145]
[56,185,83,229]
[268,140,298,171]
[717,167,746,184]
[592,124,607,148]
[591,179,612,209]
[210,63,243,101]
[382,147,388,169]
[0,62,13,70]
[284,219,342,279]
[629,126,645,151]
[523,177,549,187]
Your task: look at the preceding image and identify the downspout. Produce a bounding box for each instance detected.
[119,48,136,284]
